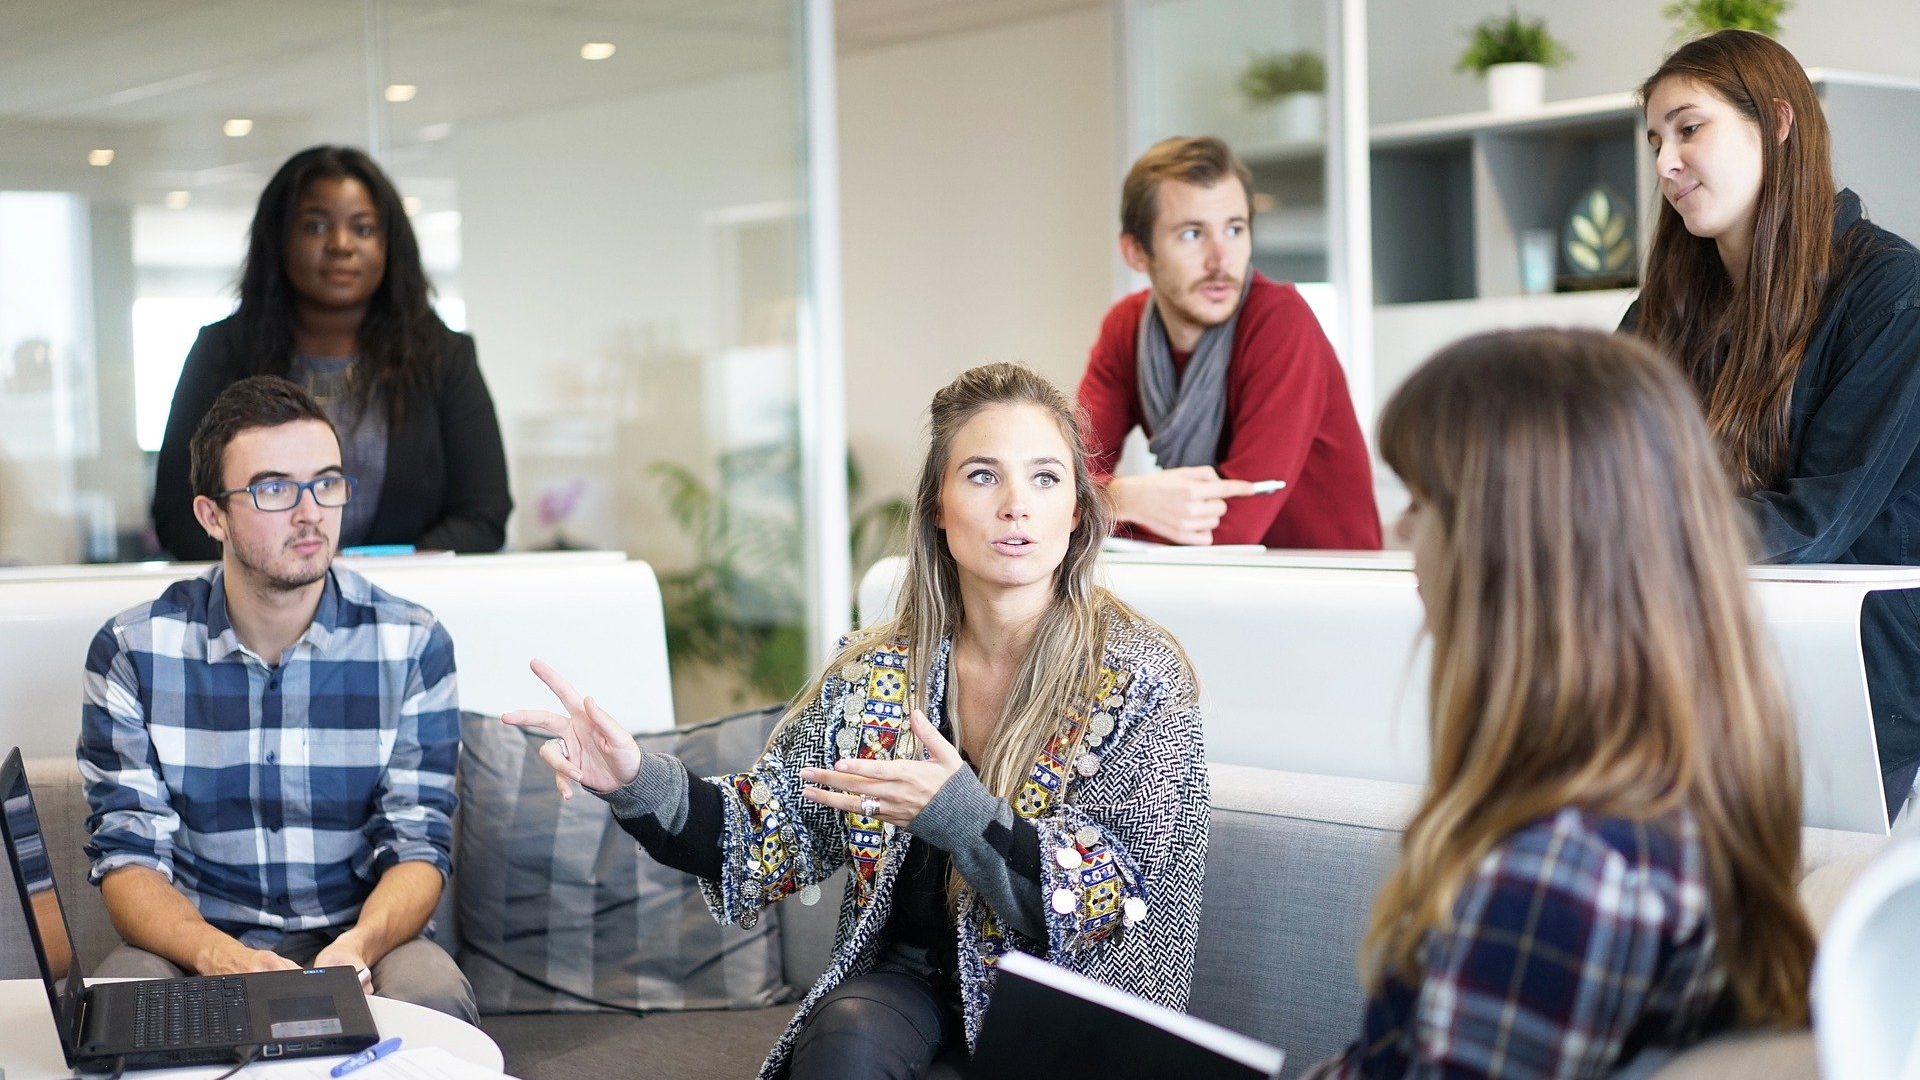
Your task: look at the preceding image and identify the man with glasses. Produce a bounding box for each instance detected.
[77,376,474,1021]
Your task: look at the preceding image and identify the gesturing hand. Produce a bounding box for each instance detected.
[801,710,964,828]
[1107,466,1260,545]
[501,658,644,799]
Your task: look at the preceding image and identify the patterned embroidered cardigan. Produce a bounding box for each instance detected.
[698,612,1209,1079]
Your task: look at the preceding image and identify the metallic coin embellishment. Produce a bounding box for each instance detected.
[836,728,858,754]
[1074,825,1102,848]
[1073,753,1100,778]
[741,910,759,930]
[1054,846,1083,870]
[800,883,822,907]
[1050,888,1078,915]
[1122,897,1148,926]
[1104,694,1123,710]
[1089,713,1116,740]
[748,780,772,806]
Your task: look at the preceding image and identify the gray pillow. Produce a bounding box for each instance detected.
[455,705,794,1015]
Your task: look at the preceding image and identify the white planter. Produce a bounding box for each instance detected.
[1485,62,1545,113]
[1269,92,1324,142]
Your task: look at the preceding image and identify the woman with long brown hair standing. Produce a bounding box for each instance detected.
[1305,329,1815,1078]
[1625,30,1920,823]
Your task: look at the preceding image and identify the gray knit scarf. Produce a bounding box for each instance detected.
[1136,278,1249,469]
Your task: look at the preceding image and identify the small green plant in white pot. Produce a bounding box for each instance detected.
[1239,50,1326,142]
[1456,7,1572,114]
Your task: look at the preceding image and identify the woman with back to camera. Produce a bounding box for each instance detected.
[1305,329,1814,1078]
[506,362,1208,1079]
[1626,30,1920,821]
[152,145,510,560]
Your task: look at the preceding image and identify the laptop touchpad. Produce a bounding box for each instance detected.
[268,995,343,1039]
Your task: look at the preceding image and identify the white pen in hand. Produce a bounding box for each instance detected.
[1247,479,1286,495]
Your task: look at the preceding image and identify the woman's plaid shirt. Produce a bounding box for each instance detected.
[1309,807,1735,1079]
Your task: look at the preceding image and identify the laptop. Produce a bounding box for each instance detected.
[1,747,379,1071]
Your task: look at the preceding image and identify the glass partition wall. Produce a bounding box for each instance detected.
[1118,0,1371,411]
[0,0,839,721]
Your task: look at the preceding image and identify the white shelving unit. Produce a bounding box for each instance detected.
[1361,69,1920,411]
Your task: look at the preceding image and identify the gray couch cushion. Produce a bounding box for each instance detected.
[1192,765,1418,1076]
[456,707,792,1015]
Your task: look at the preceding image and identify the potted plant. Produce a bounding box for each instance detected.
[1664,0,1792,39]
[1238,50,1326,142]
[1456,6,1572,114]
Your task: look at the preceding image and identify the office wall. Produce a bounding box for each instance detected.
[1368,0,1920,124]
[838,7,1119,508]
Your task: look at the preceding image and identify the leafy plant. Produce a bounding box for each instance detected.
[651,444,909,703]
[1664,0,1791,39]
[1238,50,1326,105]
[1455,7,1573,74]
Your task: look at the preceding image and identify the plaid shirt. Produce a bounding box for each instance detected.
[1308,808,1734,1079]
[78,564,458,941]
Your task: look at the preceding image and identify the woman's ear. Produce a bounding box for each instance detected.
[1773,98,1794,144]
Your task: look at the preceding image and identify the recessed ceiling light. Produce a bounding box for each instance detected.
[402,195,423,216]
[223,118,253,137]
[580,42,615,60]
[385,84,417,103]
[419,122,454,142]
[164,190,191,209]
[87,148,115,167]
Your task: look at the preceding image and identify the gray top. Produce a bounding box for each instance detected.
[293,354,387,547]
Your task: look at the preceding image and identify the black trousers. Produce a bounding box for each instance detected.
[789,970,963,1080]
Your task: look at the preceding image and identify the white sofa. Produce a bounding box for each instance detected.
[0,551,677,760]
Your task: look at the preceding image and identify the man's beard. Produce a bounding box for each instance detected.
[230,529,332,591]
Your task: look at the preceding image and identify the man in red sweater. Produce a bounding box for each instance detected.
[1079,136,1381,548]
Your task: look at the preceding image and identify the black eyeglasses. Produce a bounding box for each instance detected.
[215,475,356,512]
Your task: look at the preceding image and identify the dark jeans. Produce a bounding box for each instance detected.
[789,969,962,1080]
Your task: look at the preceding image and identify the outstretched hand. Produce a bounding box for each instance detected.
[501,658,644,799]
[800,710,965,828]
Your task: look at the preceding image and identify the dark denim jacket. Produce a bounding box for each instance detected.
[1626,189,1920,821]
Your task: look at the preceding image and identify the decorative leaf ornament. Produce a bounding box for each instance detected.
[1561,184,1635,280]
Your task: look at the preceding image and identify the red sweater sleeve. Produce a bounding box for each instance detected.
[1077,293,1150,482]
[1209,283,1375,547]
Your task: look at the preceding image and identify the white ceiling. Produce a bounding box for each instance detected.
[0,0,1102,229]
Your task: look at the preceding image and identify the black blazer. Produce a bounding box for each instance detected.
[152,315,513,560]
[1624,189,1920,819]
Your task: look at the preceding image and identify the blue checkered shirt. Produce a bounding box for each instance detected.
[78,564,459,942]
[1307,808,1735,1079]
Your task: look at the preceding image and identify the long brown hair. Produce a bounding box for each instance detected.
[1371,328,1813,1025]
[1631,30,1834,491]
[777,362,1184,835]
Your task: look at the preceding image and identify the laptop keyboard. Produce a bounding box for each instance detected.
[131,977,250,1049]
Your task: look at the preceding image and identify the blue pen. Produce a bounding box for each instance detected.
[331,1036,402,1077]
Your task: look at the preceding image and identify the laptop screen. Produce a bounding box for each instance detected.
[1,748,86,1047]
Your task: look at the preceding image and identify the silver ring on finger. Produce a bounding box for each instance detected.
[859,795,880,817]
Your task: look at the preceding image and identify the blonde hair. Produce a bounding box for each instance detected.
[779,362,1176,797]
[1371,328,1813,1025]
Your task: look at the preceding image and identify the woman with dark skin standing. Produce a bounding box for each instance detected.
[1623,31,1920,823]
[152,145,510,560]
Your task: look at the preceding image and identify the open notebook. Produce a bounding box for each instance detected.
[970,951,1284,1079]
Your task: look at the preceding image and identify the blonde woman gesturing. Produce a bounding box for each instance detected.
[1306,329,1814,1079]
[507,363,1207,1080]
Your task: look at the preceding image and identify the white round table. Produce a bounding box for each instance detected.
[0,979,503,1080]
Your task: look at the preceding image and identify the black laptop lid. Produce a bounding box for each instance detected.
[0,747,87,1051]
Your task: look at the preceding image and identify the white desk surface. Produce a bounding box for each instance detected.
[0,980,504,1080]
